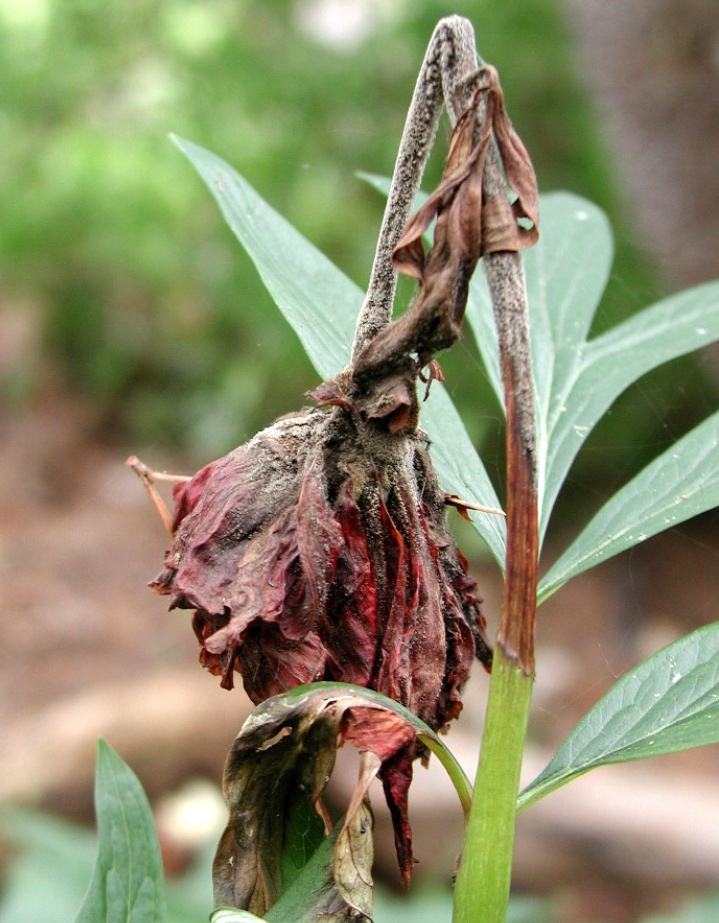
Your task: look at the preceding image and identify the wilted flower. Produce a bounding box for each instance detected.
[150,400,490,880]
[138,64,538,881]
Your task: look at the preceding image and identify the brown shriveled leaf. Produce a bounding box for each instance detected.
[331,799,374,919]
[213,684,468,916]
[351,66,537,392]
[393,64,538,276]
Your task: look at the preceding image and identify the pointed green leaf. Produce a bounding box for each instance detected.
[542,280,719,539]
[421,384,506,565]
[466,193,616,541]
[518,622,719,811]
[172,137,505,564]
[0,809,208,923]
[264,803,373,923]
[540,412,719,601]
[279,794,325,894]
[75,741,164,923]
[172,135,357,378]
[356,171,425,212]
[465,193,613,442]
[261,829,335,923]
[0,811,96,923]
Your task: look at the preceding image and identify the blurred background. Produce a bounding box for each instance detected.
[1,0,718,921]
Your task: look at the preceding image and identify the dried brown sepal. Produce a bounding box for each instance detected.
[350,65,537,407]
[213,687,433,915]
[392,65,538,276]
[444,493,506,519]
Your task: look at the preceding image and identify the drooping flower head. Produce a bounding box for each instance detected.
[151,401,490,881]
[142,63,538,883]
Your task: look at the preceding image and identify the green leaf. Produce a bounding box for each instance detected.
[446,199,719,546]
[0,808,207,923]
[518,622,719,811]
[0,811,96,923]
[279,793,326,894]
[420,383,506,566]
[465,194,613,428]
[75,741,165,923]
[171,135,357,379]
[262,829,334,923]
[541,279,719,540]
[540,412,719,601]
[265,803,373,923]
[172,137,505,565]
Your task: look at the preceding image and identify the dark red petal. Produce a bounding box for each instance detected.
[374,497,411,706]
[380,743,416,887]
[341,706,415,762]
[321,484,380,686]
[235,623,327,704]
[171,459,221,530]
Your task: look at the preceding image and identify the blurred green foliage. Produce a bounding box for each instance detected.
[1,0,714,516]
[1,807,717,922]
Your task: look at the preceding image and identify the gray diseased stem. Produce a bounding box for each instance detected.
[351,16,483,359]
[488,254,536,467]
[480,85,538,671]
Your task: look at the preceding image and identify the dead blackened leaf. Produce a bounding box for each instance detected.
[213,685,468,915]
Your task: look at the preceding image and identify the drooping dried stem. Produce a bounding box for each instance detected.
[351,16,484,359]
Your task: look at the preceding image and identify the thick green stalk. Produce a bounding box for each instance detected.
[452,650,533,922]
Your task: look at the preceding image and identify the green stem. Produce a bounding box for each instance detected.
[418,733,473,820]
[452,649,533,923]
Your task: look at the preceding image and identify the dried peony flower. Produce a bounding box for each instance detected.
[135,53,538,881]
[149,402,490,881]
